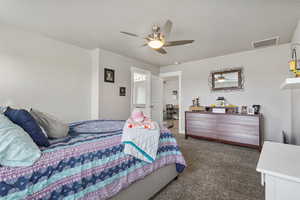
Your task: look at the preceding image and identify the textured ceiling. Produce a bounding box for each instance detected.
[0,0,300,66]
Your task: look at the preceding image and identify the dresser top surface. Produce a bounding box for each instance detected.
[185,111,261,117]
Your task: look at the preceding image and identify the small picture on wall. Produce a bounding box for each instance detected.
[119,87,126,96]
[104,68,115,83]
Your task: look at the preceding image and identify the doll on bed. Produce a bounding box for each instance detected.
[127,109,156,130]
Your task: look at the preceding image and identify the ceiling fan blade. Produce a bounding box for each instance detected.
[164,40,194,47]
[162,20,173,38]
[141,43,148,47]
[154,48,167,54]
[120,31,140,37]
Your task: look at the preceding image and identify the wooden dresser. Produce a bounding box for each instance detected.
[185,111,263,150]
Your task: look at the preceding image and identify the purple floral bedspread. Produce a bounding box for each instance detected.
[0,120,186,200]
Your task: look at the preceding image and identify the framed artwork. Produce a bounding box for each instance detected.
[104,68,115,83]
[208,67,245,92]
[119,87,126,96]
[241,106,248,114]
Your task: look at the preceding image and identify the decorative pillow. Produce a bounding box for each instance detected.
[30,109,69,139]
[0,114,41,167]
[4,107,50,147]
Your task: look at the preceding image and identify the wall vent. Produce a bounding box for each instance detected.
[252,36,279,49]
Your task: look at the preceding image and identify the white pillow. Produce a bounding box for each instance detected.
[0,114,41,167]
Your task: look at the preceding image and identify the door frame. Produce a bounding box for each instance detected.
[160,71,183,134]
[130,67,151,117]
[151,75,164,123]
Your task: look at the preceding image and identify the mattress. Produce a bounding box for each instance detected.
[0,120,186,200]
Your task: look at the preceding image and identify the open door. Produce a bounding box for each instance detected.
[131,68,151,118]
[151,75,163,124]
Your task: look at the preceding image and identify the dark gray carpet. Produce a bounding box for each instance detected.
[153,135,265,200]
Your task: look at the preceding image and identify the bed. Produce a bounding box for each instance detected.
[0,120,186,200]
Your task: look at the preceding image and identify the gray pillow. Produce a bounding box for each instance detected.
[30,109,69,139]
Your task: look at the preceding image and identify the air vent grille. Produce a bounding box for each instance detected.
[252,37,279,48]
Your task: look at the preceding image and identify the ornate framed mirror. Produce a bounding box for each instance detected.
[209,68,244,91]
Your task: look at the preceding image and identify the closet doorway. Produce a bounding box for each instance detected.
[160,71,182,134]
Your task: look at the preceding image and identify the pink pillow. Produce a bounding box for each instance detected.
[131,110,145,122]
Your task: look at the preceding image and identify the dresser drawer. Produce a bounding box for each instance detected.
[186,124,218,138]
[186,112,217,121]
[217,114,259,126]
[186,113,217,138]
[216,122,259,136]
[218,132,259,146]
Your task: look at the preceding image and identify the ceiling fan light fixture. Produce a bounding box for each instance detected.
[120,20,194,55]
[148,40,164,49]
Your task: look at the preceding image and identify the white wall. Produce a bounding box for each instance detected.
[163,78,179,106]
[0,24,92,122]
[291,90,300,144]
[95,49,159,120]
[90,48,101,119]
[0,24,159,123]
[292,20,300,45]
[291,20,300,144]
[160,44,291,142]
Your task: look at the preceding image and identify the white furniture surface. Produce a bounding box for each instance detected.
[257,141,300,200]
[280,77,300,90]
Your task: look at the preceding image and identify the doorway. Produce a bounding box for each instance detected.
[130,68,182,134]
[130,67,164,124]
[160,71,182,134]
[130,67,151,117]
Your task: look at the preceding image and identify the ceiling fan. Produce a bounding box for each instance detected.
[120,20,194,55]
